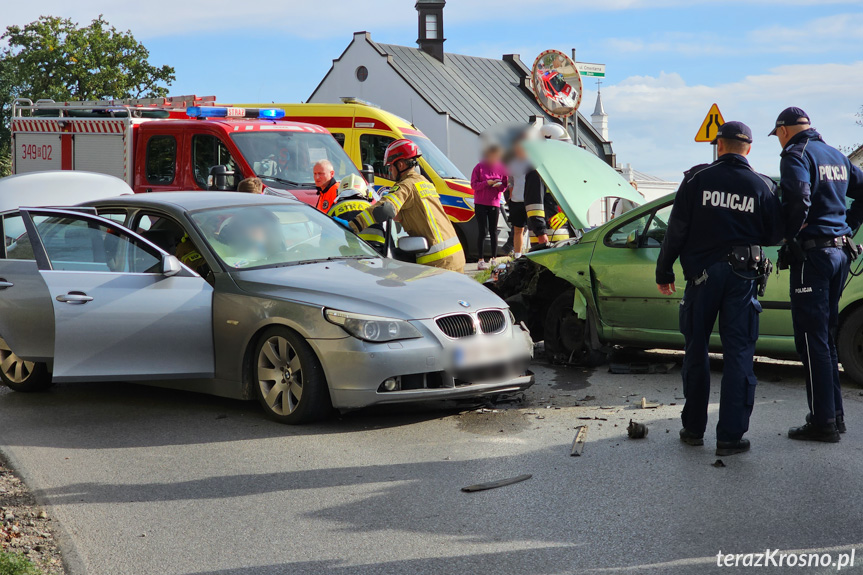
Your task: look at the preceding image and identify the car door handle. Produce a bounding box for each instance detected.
[56,292,94,304]
[0,279,12,289]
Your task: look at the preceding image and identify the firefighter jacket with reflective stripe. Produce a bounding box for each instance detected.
[328,198,385,246]
[524,168,548,237]
[315,179,339,213]
[350,171,465,272]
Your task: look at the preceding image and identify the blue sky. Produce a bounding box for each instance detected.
[4,0,862,179]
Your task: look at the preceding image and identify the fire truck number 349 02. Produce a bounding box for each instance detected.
[20,144,53,161]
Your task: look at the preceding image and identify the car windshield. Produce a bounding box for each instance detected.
[231,132,360,188]
[190,204,379,270]
[405,135,466,180]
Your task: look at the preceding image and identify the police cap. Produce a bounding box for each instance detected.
[768,107,810,136]
[711,121,753,145]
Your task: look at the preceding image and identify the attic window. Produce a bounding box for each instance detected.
[425,14,438,39]
[356,66,368,82]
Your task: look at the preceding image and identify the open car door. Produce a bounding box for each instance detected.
[17,208,215,382]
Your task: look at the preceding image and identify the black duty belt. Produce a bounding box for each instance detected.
[800,236,847,250]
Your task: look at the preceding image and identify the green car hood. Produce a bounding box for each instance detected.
[523,139,643,230]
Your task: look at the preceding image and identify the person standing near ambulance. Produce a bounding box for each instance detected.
[348,139,465,272]
[771,107,863,442]
[313,160,339,213]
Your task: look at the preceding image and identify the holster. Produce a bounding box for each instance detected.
[844,236,862,262]
[729,245,763,271]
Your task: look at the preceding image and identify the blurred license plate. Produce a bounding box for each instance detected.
[452,341,499,368]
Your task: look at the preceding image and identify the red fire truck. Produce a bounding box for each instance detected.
[10,96,363,206]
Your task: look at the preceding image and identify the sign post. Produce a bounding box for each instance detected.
[694,103,725,161]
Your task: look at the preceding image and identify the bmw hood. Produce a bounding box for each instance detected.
[522,139,643,230]
[231,258,506,320]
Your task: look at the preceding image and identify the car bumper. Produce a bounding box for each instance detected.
[309,321,534,409]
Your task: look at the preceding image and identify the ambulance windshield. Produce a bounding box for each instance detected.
[231,132,360,188]
[404,136,466,181]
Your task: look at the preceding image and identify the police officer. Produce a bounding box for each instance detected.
[348,139,465,272]
[771,107,863,442]
[328,174,385,253]
[656,121,782,456]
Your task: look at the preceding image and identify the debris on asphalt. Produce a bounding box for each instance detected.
[640,397,661,409]
[570,425,588,456]
[579,395,596,402]
[215,414,227,420]
[0,454,66,574]
[461,474,532,493]
[627,420,648,439]
[712,459,726,468]
[577,416,607,421]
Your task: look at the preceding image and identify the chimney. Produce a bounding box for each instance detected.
[416,0,446,63]
[591,89,609,141]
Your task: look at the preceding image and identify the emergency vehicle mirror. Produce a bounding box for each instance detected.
[397,236,429,254]
[208,165,235,191]
[361,164,375,185]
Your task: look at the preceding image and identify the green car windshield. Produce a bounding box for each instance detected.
[405,135,466,180]
[191,204,379,270]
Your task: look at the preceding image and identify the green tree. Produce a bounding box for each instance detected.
[0,15,175,176]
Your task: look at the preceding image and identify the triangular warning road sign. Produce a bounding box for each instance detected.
[694,103,725,143]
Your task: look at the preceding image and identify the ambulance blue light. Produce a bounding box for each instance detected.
[258,109,285,119]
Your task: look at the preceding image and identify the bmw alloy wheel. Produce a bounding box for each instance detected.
[257,335,304,416]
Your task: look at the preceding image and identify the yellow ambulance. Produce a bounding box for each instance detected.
[232,99,482,257]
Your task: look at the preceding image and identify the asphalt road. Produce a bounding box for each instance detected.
[1,351,863,575]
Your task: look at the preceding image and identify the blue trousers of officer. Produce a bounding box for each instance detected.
[679,261,760,442]
[789,247,849,426]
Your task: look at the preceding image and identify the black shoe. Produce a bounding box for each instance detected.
[679,428,704,446]
[806,413,846,433]
[788,422,840,443]
[716,438,750,456]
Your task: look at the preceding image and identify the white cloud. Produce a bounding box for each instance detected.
[598,62,863,180]
[1,0,861,38]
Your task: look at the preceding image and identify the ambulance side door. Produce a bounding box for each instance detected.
[354,131,396,193]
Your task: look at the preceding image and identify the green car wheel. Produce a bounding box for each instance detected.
[544,291,607,366]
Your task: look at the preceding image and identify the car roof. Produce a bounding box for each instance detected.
[0,171,132,213]
[83,191,302,212]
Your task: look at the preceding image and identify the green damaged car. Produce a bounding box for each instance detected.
[491,140,863,383]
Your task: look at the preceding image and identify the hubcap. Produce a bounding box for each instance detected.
[0,337,35,384]
[257,336,303,416]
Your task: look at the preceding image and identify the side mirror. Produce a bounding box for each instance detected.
[625,229,640,249]
[162,254,182,277]
[208,165,235,191]
[398,236,429,254]
[361,164,375,186]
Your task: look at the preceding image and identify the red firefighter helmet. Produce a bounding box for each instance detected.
[383,139,421,167]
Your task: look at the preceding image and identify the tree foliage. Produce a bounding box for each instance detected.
[0,15,175,176]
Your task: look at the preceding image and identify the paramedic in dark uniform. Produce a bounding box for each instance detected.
[771,107,863,442]
[656,121,782,456]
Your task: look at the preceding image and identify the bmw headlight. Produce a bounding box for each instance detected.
[324,309,422,343]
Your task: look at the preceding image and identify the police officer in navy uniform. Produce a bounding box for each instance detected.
[771,107,863,442]
[656,121,782,456]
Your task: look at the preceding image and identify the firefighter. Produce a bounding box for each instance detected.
[348,139,465,272]
[313,160,339,213]
[329,174,385,252]
[526,124,572,250]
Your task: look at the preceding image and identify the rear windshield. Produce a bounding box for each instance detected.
[231,132,360,188]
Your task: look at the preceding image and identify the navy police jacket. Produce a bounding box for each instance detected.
[780,128,863,241]
[656,154,782,284]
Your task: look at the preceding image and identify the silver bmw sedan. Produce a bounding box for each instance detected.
[0,172,534,423]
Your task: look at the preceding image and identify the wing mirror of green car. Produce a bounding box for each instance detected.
[625,230,640,248]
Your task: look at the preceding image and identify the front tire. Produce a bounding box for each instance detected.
[0,337,53,392]
[252,327,331,424]
[838,306,863,385]
[543,291,607,366]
